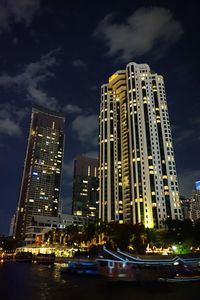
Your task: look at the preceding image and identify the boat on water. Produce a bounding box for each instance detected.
[60,260,100,276]
[15,252,33,263]
[0,252,15,261]
[158,275,200,283]
[96,248,200,282]
[34,253,55,265]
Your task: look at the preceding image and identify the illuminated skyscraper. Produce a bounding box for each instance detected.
[72,155,99,218]
[99,62,182,228]
[14,105,65,240]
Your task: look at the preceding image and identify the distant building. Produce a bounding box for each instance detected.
[180,196,192,220]
[72,156,99,218]
[9,214,16,237]
[25,214,89,243]
[99,62,182,228]
[191,181,200,221]
[195,181,200,190]
[14,105,65,240]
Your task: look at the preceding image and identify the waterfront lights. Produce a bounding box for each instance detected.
[172,245,177,253]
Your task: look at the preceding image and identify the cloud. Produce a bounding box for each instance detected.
[63,160,74,179]
[0,103,29,120]
[72,59,87,68]
[0,118,22,136]
[178,169,200,197]
[192,117,200,125]
[0,103,29,137]
[27,86,58,109]
[71,114,98,147]
[83,150,98,159]
[89,85,98,91]
[0,48,59,87]
[63,104,82,114]
[0,48,60,110]
[0,0,41,33]
[94,7,183,61]
[12,37,18,45]
[174,129,195,144]
[0,5,10,32]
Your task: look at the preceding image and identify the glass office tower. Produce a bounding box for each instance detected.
[72,155,99,218]
[14,105,65,239]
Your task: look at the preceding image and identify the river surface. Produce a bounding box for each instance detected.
[0,262,200,300]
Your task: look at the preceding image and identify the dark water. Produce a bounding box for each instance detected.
[0,262,200,300]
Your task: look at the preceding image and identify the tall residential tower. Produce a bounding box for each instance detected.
[190,181,200,221]
[14,105,65,240]
[99,62,182,228]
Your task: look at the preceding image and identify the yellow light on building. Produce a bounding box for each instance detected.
[109,73,118,83]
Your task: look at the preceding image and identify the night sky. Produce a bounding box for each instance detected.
[0,0,199,235]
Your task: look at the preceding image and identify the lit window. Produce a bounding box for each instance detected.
[87,165,91,176]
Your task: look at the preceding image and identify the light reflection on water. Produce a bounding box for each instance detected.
[0,262,200,300]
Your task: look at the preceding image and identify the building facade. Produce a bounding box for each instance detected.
[25,214,89,243]
[180,197,192,220]
[99,62,182,228]
[14,105,65,239]
[72,156,99,218]
[9,214,16,237]
[191,181,200,221]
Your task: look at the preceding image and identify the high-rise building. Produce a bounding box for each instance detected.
[180,196,192,220]
[14,105,65,240]
[191,181,200,221]
[99,62,182,228]
[72,155,99,218]
[9,214,16,237]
